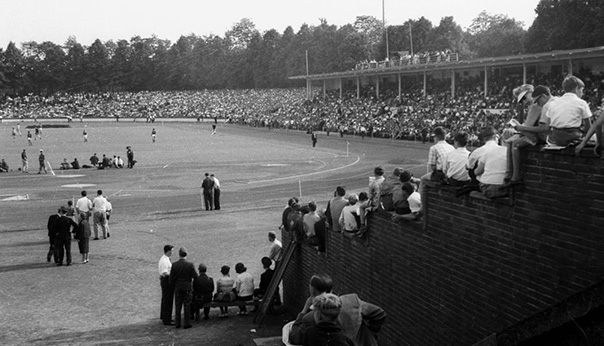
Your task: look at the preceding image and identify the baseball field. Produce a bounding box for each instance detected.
[0,120,429,345]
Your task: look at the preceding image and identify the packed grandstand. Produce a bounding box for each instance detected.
[1,70,603,144]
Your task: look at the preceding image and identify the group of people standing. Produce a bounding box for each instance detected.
[158,244,279,329]
[45,190,113,266]
[200,172,221,210]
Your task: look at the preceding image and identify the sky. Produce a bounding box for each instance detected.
[0,0,541,49]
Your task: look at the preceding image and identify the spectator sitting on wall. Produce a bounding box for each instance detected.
[379,167,403,211]
[505,85,552,185]
[545,75,592,147]
[302,293,355,346]
[472,127,509,198]
[393,170,420,214]
[420,127,454,209]
[280,197,299,232]
[324,186,348,233]
[284,274,386,346]
[339,194,359,235]
[358,167,385,234]
[575,97,604,156]
[302,201,321,239]
[442,132,471,187]
[392,182,422,222]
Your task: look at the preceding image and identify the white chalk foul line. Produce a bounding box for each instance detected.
[250,155,361,185]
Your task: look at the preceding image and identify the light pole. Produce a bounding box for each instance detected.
[383,0,389,60]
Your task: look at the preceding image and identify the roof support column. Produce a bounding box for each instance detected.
[423,72,427,96]
[376,76,380,99]
[356,77,360,99]
[568,59,574,75]
[484,66,488,97]
[323,79,326,99]
[306,79,311,100]
[451,70,456,99]
[523,63,527,84]
[339,78,343,98]
[398,73,401,98]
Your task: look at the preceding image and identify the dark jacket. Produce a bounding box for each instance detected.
[170,259,198,289]
[303,321,355,346]
[47,214,60,237]
[192,274,214,297]
[53,215,78,240]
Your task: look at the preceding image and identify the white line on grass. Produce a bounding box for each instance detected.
[250,154,361,184]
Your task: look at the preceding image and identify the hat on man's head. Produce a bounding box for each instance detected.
[513,84,534,104]
[532,85,550,100]
[59,206,68,214]
[179,247,188,257]
[393,167,403,176]
[40,149,43,152]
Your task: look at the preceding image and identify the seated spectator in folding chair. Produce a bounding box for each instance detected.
[191,263,214,321]
[545,75,592,147]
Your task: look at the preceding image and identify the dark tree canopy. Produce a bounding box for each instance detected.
[0,2,600,96]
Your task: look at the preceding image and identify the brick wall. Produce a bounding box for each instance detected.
[282,148,604,346]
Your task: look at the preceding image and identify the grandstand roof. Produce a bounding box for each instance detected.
[289,46,604,81]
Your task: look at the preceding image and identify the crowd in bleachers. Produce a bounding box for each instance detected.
[355,50,459,70]
[2,71,603,144]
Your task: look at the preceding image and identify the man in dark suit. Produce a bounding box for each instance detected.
[191,263,214,321]
[170,247,198,329]
[201,173,214,210]
[53,206,78,266]
[47,208,61,262]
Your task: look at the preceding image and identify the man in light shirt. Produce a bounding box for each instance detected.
[211,173,221,210]
[75,190,92,221]
[339,194,360,234]
[158,245,174,326]
[268,231,283,270]
[442,132,470,186]
[92,190,108,240]
[545,75,592,146]
[471,127,508,198]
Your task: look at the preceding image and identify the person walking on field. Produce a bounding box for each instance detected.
[151,128,157,143]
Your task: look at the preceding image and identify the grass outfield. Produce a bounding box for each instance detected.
[0,120,429,346]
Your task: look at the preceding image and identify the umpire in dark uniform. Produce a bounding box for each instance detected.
[47,208,61,262]
[53,206,78,266]
[170,247,198,329]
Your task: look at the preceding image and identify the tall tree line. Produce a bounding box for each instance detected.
[1,0,603,96]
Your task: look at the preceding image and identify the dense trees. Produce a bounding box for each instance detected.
[0,1,602,95]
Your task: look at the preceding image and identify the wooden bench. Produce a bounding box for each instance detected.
[193,299,262,320]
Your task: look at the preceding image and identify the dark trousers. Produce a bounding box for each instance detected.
[191,292,212,320]
[174,284,192,327]
[203,190,213,210]
[237,295,253,312]
[54,237,71,264]
[48,236,55,261]
[160,276,174,323]
[213,189,221,210]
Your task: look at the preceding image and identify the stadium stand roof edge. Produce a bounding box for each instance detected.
[289,46,604,80]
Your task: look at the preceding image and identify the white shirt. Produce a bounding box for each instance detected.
[234,272,255,297]
[546,92,592,128]
[76,196,92,213]
[92,195,108,212]
[339,204,360,231]
[476,141,507,185]
[407,191,422,213]
[269,239,283,262]
[443,147,470,181]
[213,177,220,189]
[158,254,171,276]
